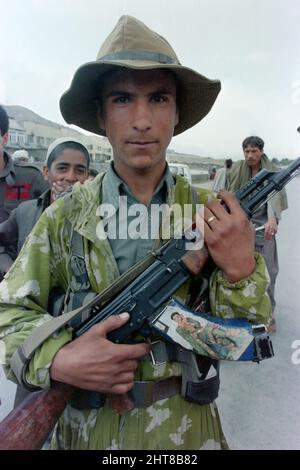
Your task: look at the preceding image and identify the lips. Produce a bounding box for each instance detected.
[128,141,157,145]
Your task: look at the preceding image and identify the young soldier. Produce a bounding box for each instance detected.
[0,16,271,450]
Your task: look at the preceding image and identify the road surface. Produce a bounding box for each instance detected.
[217,177,300,449]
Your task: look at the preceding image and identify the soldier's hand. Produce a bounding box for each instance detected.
[264,216,278,240]
[196,190,255,283]
[50,313,150,394]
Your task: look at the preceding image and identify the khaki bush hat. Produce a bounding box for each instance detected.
[60,15,221,136]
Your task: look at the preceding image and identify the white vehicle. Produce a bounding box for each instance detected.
[168,163,192,184]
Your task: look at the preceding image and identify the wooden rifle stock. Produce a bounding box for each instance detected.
[0,381,73,450]
[181,245,210,275]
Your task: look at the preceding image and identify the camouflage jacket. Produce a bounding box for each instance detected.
[0,174,271,450]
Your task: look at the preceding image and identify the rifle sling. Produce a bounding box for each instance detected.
[11,238,164,390]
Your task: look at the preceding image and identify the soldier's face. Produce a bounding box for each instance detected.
[98,69,179,174]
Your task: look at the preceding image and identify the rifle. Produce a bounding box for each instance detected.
[0,157,299,450]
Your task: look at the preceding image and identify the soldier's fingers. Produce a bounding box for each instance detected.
[117,359,139,371]
[116,342,150,360]
[110,382,135,394]
[95,312,130,336]
[216,190,244,215]
[111,371,135,384]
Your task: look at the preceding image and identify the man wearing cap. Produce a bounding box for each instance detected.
[0,17,271,450]
[0,137,90,283]
[12,149,30,164]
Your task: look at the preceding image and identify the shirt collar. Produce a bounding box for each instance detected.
[37,189,51,209]
[101,161,175,209]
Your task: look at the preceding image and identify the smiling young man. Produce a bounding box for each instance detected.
[0,138,89,291]
[0,16,271,450]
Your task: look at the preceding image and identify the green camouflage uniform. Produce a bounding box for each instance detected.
[0,174,271,450]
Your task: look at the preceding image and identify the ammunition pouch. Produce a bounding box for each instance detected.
[184,367,220,405]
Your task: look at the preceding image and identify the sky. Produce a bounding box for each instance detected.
[1,0,299,159]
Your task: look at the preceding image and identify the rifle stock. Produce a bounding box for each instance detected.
[0,381,73,450]
[0,157,299,449]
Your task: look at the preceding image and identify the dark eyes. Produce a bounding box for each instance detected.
[56,167,86,174]
[113,95,130,104]
[151,95,167,103]
[112,94,168,104]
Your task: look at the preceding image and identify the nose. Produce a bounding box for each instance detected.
[132,100,152,132]
[64,168,78,183]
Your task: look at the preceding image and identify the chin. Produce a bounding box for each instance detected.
[128,156,157,170]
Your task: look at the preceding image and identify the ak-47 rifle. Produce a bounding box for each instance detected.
[0,156,299,450]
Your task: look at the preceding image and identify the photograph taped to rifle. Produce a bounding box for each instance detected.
[152,299,254,361]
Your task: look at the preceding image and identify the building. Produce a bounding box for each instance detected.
[4,105,112,169]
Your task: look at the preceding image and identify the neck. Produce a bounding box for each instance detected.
[251,165,260,177]
[114,161,166,205]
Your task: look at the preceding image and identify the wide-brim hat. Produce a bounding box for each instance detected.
[60,15,221,136]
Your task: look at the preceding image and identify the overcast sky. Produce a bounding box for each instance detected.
[1,0,299,159]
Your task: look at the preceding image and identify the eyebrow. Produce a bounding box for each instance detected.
[54,162,87,169]
[104,88,175,98]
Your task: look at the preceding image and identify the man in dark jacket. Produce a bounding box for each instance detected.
[0,137,90,279]
[0,105,49,278]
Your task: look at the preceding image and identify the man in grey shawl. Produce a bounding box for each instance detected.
[227,136,288,333]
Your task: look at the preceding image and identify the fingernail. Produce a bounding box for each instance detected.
[119,312,129,319]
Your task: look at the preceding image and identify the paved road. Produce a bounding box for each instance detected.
[217,177,300,449]
[0,178,299,449]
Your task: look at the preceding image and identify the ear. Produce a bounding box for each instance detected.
[2,133,9,145]
[42,165,49,181]
[174,109,179,128]
[96,107,106,135]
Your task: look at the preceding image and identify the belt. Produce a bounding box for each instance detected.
[71,341,218,411]
[130,376,181,408]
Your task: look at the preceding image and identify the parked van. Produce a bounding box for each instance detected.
[168,163,192,184]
